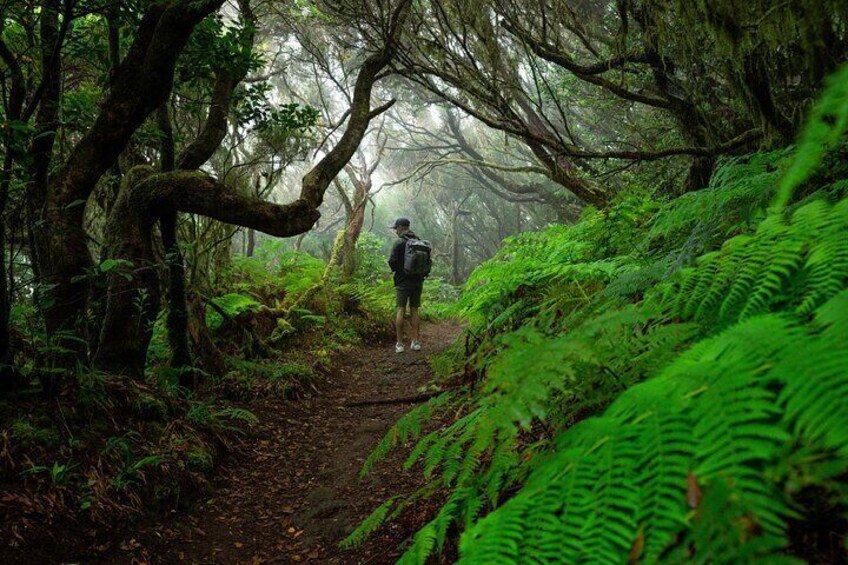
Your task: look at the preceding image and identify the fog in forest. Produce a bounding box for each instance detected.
[2,1,847,563]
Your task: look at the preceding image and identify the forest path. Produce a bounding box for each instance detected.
[97,320,460,565]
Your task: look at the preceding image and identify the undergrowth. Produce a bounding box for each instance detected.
[349,64,848,564]
[1,228,455,554]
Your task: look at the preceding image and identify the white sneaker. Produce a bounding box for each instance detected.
[395,342,405,353]
[410,341,422,351]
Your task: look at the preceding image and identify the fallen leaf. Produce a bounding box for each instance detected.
[120,538,141,551]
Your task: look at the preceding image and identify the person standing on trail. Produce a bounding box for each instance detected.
[388,218,432,353]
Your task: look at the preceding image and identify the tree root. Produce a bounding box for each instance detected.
[344,390,445,407]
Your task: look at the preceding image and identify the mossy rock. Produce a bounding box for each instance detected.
[10,419,62,449]
[133,393,169,421]
[186,446,214,474]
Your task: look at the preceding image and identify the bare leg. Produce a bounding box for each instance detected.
[395,306,406,343]
[410,307,420,342]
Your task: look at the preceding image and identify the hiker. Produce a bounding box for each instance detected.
[388,218,432,353]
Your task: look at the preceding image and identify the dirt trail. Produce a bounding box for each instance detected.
[93,321,459,565]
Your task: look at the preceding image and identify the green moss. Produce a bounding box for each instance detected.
[186,446,214,473]
[283,361,316,380]
[206,293,262,330]
[133,392,169,421]
[10,419,62,448]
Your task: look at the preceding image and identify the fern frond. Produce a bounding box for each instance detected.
[360,392,454,476]
[457,299,848,564]
[775,62,848,208]
[339,497,397,549]
[661,198,848,329]
[397,520,439,565]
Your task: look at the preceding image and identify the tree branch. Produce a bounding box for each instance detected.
[177,0,256,170]
[300,0,410,208]
[561,129,762,161]
[139,170,321,237]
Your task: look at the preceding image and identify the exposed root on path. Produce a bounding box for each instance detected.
[343,390,445,407]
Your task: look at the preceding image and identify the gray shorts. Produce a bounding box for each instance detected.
[396,287,422,308]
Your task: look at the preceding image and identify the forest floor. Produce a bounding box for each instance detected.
[80,320,460,565]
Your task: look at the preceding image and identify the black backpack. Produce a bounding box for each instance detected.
[403,236,432,277]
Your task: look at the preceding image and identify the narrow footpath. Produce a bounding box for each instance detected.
[96,321,460,565]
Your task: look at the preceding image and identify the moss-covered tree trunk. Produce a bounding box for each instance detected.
[94,168,322,374]
[31,0,225,390]
[631,6,720,194]
[335,172,369,280]
[451,212,461,284]
[0,154,13,390]
[94,0,409,376]
[0,20,27,389]
[246,228,256,257]
[341,199,367,279]
[165,68,251,377]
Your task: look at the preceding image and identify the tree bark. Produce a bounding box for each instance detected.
[161,210,192,376]
[34,0,224,374]
[450,203,471,284]
[155,103,194,380]
[630,7,720,193]
[158,0,255,385]
[95,168,322,374]
[0,29,27,389]
[0,152,13,389]
[246,228,256,257]
[187,294,227,377]
[95,0,410,375]
[28,0,63,397]
[741,53,794,143]
[334,169,371,279]
[0,77,24,391]
[299,0,409,208]
[341,199,367,278]
[444,112,580,215]
[451,208,461,284]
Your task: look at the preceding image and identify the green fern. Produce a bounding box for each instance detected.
[650,151,787,247]
[206,293,261,330]
[775,62,848,208]
[668,198,848,328]
[348,75,848,562]
[397,520,439,565]
[340,497,398,549]
[459,293,848,563]
[361,392,455,476]
[355,189,848,563]
[186,403,258,433]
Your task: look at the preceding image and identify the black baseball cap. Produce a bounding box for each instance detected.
[390,217,411,229]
